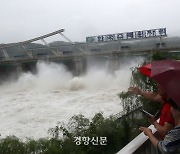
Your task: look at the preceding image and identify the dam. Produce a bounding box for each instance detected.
[1,28,180,81]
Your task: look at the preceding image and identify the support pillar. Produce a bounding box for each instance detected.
[118,40,121,51]
[74,56,83,76]
[159,36,162,48]
[16,62,22,77]
[108,54,119,73]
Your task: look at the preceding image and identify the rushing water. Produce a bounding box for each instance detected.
[0,57,143,140]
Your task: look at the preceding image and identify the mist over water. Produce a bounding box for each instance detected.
[0,57,144,140]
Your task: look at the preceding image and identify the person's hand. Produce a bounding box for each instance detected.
[128,87,142,95]
[148,116,156,125]
[139,126,153,137]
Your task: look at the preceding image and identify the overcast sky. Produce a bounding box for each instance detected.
[1,0,180,44]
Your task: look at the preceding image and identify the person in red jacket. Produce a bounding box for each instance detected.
[139,98,180,154]
[128,84,175,138]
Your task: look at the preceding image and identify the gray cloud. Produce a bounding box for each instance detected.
[1,0,180,44]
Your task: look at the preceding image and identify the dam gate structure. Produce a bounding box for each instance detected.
[0,28,180,78]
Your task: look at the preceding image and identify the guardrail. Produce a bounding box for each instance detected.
[116,124,157,154]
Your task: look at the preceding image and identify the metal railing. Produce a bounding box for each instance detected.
[117,124,157,154]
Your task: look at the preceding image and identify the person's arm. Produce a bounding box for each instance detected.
[128,87,163,103]
[139,126,159,147]
[147,115,174,138]
[148,116,174,137]
[153,121,174,137]
[141,91,162,103]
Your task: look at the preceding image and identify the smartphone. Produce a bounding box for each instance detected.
[154,110,161,119]
[140,109,153,117]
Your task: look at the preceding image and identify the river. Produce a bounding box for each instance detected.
[0,57,143,140]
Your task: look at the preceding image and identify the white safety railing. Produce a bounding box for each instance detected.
[117,124,157,154]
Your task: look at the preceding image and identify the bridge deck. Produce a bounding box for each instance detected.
[1,46,180,64]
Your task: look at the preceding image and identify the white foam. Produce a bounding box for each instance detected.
[0,58,143,140]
